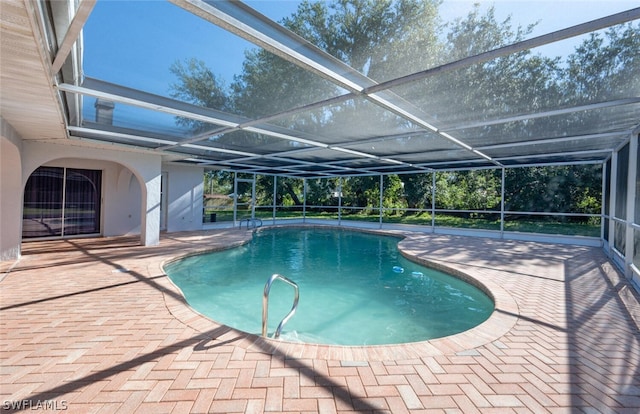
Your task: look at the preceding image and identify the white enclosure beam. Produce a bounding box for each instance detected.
[51,0,96,75]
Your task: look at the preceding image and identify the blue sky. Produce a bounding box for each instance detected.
[81,0,637,130]
[83,0,638,96]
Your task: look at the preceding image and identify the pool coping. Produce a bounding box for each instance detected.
[158,225,519,361]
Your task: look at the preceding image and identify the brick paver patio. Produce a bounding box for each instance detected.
[1,227,639,413]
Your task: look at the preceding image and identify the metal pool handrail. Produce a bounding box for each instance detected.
[241,218,262,229]
[262,274,299,339]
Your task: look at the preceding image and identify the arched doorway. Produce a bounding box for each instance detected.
[22,166,102,238]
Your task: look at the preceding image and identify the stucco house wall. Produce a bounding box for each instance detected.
[1,121,24,261]
[163,163,204,233]
[0,123,197,259]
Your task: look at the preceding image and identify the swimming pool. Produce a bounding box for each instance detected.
[164,227,494,345]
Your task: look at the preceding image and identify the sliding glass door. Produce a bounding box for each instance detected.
[22,167,102,238]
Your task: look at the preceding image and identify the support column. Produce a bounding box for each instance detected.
[379,175,384,228]
[272,176,277,222]
[252,174,256,219]
[608,151,618,254]
[233,172,238,225]
[302,178,307,223]
[338,177,342,225]
[625,134,638,279]
[601,162,607,242]
[0,120,23,260]
[500,167,506,237]
[141,171,161,247]
[431,172,436,231]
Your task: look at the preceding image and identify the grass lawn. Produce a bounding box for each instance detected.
[204,209,600,237]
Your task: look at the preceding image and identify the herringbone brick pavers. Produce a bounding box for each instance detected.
[1,228,639,413]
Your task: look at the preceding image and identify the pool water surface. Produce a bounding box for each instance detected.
[164,228,494,345]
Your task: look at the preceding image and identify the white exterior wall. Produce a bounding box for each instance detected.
[20,140,163,247]
[1,119,24,260]
[0,138,164,252]
[1,117,211,260]
[0,128,210,260]
[163,164,204,232]
[105,164,143,236]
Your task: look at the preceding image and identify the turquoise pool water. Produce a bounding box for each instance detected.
[164,228,494,345]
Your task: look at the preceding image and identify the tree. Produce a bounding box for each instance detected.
[204,170,233,195]
[168,1,635,220]
[281,0,442,80]
[564,22,640,102]
[434,170,500,211]
[559,22,640,140]
[414,5,563,126]
[341,176,379,210]
[402,173,433,210]
[169,58,230,133]
[231,49,336,122]
[305,177,341,207]
[382,174,407,213]
[504,165,602,216]
[228,0,443,138]
[254,175,274,207]
[275,177,305,206]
